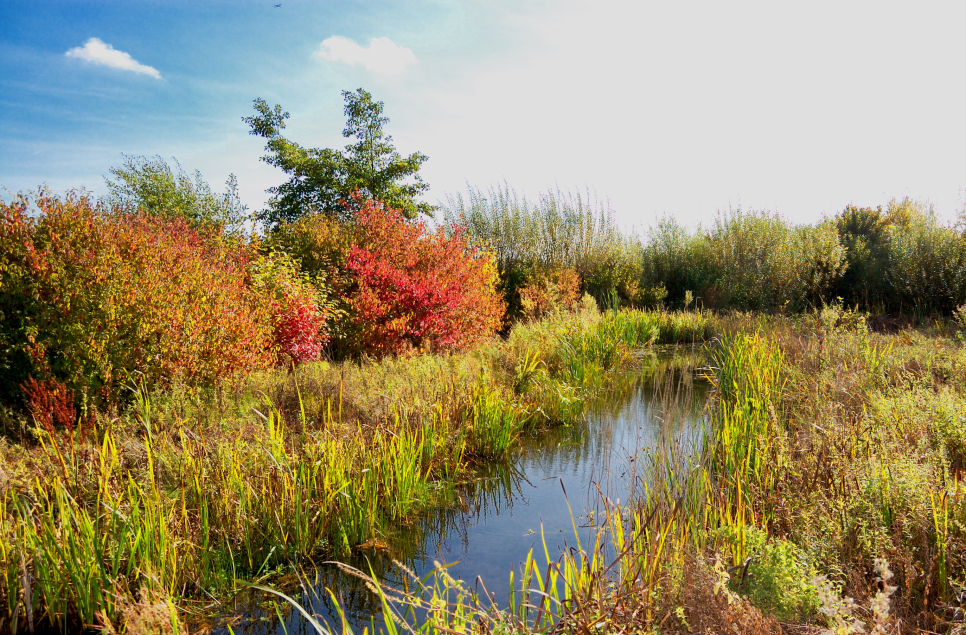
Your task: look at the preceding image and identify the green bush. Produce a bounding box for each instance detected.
[703,211,846,311]
[444,185,644,315]
[833,204,891,308]
[884,198,966,314]
[640,217,708,309]
[833,198,966,314]
[718,525,820,622]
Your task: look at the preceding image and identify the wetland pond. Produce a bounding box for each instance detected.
[214,349,711,634]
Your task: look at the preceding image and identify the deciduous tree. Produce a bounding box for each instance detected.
[245,88,433,227]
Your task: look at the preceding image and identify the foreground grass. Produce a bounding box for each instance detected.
[0,306,713,634]
[308,308,966,635]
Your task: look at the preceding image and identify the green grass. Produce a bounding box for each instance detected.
[0,305,713,633]
[292,310,966,635]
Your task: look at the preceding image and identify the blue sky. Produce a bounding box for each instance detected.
[3,0,966,228]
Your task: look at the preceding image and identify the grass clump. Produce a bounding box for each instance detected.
[716,525,820,622]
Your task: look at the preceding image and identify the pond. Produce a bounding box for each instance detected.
[212,349,711,635]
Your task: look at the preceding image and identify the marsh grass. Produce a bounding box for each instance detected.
[294,311,964,635]
[0,307,715,633]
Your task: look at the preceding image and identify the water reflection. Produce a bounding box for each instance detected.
[211,348,709,635]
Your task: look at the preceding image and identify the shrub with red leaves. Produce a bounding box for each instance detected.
[20,377,77,434]
[274,291,326,364]
[341,201,504,356]
[248,252,333,366]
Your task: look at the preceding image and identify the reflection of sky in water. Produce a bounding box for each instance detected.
[213,350,710,635]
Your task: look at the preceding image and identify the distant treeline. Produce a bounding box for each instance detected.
[446,185,966,317]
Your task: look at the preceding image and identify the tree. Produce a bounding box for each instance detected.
[104,155,249,235]
[244,88,433,227]
[833,204,889,307]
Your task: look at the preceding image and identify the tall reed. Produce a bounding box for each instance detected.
[0,306,717,633]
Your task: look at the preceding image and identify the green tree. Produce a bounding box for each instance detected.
[244,88,433,227]
[104,155,249,235]
[833,204,889,308]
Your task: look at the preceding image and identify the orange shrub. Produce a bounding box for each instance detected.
[518,267,582,321]
[0,190,328,407]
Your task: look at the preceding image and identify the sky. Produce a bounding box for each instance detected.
[2,0,966,230]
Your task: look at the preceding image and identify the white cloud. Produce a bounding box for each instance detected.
[315,36,416,75]
[65,38,161,79]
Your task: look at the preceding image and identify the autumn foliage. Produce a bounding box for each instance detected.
[518,267,582,321]
[342,202,504,355]
[268,200,505,357]
[0,188,500,420]
[0,191,329,408]
[248,252,333,366]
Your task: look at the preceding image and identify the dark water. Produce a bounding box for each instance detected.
[213,350,710,635]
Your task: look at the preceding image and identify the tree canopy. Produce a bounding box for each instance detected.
[244,88,433,228]
[104,155,249,235]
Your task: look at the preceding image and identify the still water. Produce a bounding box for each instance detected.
[214,349,710,634]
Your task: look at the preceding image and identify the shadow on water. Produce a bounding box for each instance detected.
[210,347,710,635]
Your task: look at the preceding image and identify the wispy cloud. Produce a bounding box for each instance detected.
[65,38,161,79]
[315,36,416,75]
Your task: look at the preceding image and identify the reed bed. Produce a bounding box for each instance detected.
[0,307,714,633]
[306,311,966,635]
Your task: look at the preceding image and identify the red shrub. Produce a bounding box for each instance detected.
[342,201,504,356]
[274,291,326,364]
[21,377,76,433]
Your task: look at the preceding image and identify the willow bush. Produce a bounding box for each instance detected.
[833,198,966,314]
[449,186,966,316]
[699,211,847,311]
[881,199,966,313]
[443,185,650,317]
[638,211,847,311]
[639,217,708,309]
